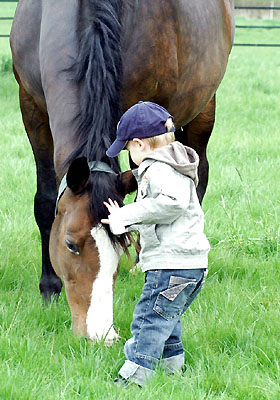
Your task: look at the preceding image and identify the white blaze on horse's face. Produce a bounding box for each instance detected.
[87,225,121,345]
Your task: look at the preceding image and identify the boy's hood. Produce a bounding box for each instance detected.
[142,141,199,186]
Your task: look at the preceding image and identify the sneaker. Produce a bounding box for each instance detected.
[114,376,129,386]
[114,376,141,388]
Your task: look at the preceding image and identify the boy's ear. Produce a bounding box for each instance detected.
[117,170,138,197]
[132,138,145,149]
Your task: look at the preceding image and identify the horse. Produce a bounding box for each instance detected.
[10,0,234,343]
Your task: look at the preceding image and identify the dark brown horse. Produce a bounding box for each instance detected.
[10,0,234,342]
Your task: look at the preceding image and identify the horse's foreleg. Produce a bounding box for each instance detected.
[19,84,62,301]
[175,95,216,203]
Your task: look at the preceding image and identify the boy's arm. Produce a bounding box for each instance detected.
[103,164,192,234]
[107,195,185,234]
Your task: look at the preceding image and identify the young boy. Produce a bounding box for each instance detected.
[101,101,210,386]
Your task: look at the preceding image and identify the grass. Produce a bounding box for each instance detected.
[1,10,280,400]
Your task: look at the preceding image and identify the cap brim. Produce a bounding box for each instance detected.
[106,139,127,158]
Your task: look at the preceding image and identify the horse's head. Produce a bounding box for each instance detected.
[49,157,137,344]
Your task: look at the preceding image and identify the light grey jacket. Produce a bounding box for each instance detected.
[108,141,210,272]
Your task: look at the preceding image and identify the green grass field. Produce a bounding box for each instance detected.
[1,8,280,400]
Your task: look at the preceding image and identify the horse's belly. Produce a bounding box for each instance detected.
[121,0,233,127]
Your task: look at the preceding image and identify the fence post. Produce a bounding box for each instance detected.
[270,1,274,20]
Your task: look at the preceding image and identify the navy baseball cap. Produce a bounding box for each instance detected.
[106,101,175,157]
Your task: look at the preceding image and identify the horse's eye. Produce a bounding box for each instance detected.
[65,240,80,255]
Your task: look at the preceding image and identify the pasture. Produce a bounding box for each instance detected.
[1,11,280,400]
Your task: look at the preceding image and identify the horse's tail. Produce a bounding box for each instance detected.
[66,0,122,172]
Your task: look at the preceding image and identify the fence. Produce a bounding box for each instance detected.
[0,2,280,46]
[234,6,280,46]
[0,0,14,37]
[0,17,12,38]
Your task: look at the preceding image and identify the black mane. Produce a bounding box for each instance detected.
[64,1,131,249]
[87,171,130,251]
[65,0,123,173]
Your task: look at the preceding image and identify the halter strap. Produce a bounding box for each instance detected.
[55,161,115,216]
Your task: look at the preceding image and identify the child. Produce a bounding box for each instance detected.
[101,101,210,386]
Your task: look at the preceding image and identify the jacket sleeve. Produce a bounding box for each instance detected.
[108,163,191,234]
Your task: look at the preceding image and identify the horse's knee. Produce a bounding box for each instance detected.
[34,189,56,227]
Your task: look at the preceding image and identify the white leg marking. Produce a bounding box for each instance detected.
[87,225,121,345]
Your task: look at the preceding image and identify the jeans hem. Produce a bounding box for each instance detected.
[119,360,155,386]
[159,352,185,374]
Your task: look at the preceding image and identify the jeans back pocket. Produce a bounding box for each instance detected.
[153,276,198,320]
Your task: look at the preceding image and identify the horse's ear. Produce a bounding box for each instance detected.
[66,157,90,194]
[118,170,138,197]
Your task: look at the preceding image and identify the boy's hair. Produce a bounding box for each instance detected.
[145,118,175,149]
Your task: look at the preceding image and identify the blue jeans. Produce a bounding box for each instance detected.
[119,268,206,386]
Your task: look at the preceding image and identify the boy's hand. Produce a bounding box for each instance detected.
[101,198,120,225]
[101,198,126,235]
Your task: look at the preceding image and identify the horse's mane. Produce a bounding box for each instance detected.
[65,0,123,173]
[87,171,130,251]
[64,1,131,250]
